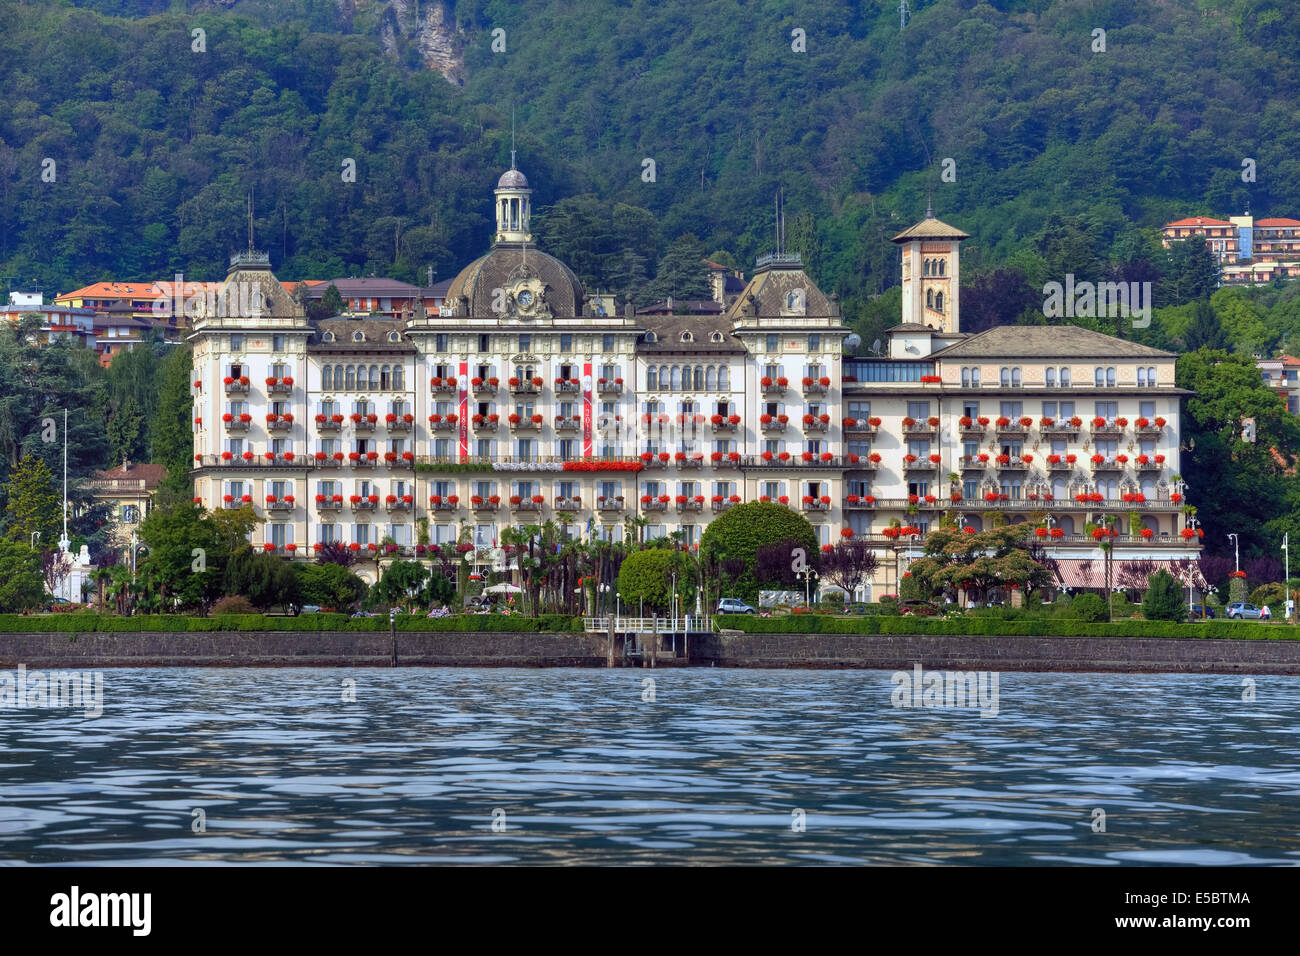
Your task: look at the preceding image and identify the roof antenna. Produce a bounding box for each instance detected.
[510,105,517,170]
[247,189,255,253]
[925,191,933,220]
[780,187,786,254]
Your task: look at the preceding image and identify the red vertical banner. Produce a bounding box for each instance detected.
[582,362,593,457]
[458,361,469,460]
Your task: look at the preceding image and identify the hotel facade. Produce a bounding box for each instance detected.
[189,167,1202,595]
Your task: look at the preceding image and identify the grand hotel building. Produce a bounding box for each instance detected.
[190,167,1202,594]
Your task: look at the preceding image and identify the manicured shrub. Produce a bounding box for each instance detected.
[1065,593,1108,622]
[211,596,258,615]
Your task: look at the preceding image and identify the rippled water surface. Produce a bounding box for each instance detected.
[2,668,1299,865]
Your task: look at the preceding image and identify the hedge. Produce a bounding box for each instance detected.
[715,615,1300,640]
[0,613,584,633]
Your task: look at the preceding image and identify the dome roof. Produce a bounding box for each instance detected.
[497,168,529,189]
[444,244,585,317]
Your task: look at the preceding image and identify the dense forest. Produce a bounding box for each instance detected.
[3,0,1300,571]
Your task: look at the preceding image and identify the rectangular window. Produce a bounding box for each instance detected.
[766,334,779,352]
[560,333,573,352]
[479,334,491,352]
[1139,401,1156,419]
[272,334,285,352]
[436,333,448,352]
[808,334,820,351]
[1095,401,1118,420]
[999,401,1023,418]
[519,334,531,352]
[603,334,615,352]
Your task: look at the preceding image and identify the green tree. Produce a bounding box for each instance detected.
[0,538,44,611]
[700,501,819,604]
[295,562,368,611]
[2,455,62,547]
[134,502,230,610]
[1141,568,1186,621]
[150,345,194,504]
[617,548,689,614]
[907,525,1055,604]
[371,559,429,611]
[224,550,301,612]
[106,396,147,465]
[643,234,709,304]
[1065,593,1108,622]
[1183,300,1227,351]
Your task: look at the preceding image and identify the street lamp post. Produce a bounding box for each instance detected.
[1227,533,1239,574]
[29,531,40,549]
[796,567,818,608]
[1283,533,1291,620]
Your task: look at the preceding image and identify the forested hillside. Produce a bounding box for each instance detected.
[3,0,1298,327]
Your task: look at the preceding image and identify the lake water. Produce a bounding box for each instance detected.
[2,668,1299,865]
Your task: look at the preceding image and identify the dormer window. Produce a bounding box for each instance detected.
[710,331,724,343]
[680,331,693,343]
[322,331,335,343]
[353,331,365,343]
[785,289,806,313]
[645,331,657,344]
[387,331,401,343]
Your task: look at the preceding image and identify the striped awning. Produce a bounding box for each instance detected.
[1052,557,1207,590]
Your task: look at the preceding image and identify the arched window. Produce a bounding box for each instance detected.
[659,366,669,390]
[647,367,658,389]
[393,365,404,390]
[381,365,391,390]
[719,366,730,390]
[369,365,380,390]
[1095,367,1104,387]
[1147,366,1156,385]
[1000,367,1010,387]
[694,366,704,390]
[345,366,356,390]
[923,259,931,276]
[1060,366,1071,386]
[1011,367,1022,387]
[323,366,333,390]
[1106,366,1116,387]
[352,331,364,342]
[927,289,935,308]
[937,259,946,276]
[1045,367,1056,387]
[934,292,944,313]
[706,366,717,390]
[671,366,681,390]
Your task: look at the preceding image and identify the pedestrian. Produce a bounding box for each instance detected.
[1261,603,1271,621]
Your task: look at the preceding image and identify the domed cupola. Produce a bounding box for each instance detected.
[494,162,532,244]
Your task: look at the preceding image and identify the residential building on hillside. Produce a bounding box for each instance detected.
[1162,213,1300,284]
[189,166,1203,598]
[90,460,168,558]
[0,291,97,348]
[1256,354,1300,414]
[282,277,450,319]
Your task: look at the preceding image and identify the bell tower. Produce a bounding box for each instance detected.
[493,158,532,245]
[892,205,970,334]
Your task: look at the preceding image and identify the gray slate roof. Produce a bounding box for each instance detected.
[932,325,1174,359]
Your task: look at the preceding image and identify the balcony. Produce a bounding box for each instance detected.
[677,454,704,469]
[711,498,739,513]
[351,416,377,432]
[1090,419,1124,438]
[843,417,878,435]
[224,416,251,432]
[597,379,624,395]
[316,416,343,432]
[957,418,988,437]
[760,416,788,432]
[903,420,938,437]
[429,378,459,396]
[802,497,832,512]
[641,497,669,512]
[508,416,542,431]
[676,498,704,513]
[554,416,581,432]
[761,378,789,396]
[383,454,413,469]
[1090,456,1126,471]
[801,378,829,396]
[427,415,457,432]
[472,415,499,431]
[350,498,378,512]
[509,379,540,395]
[846,455,879,471]
[995,419,1029,436]
[427,497,458,512]
[995,456,1030,472]
[554,496,582,510]
[386,415,413,432]
[470,497,500,511]
[266,498,294,512]
[1042,420,1081,437]
[348,453,378,468]
[843,495,876,509]
[960,456,990,471]
[316,497,343,511]
[1046,457,1076,472]
[510,498,543,512]
[223,377,250,394]
[266,415,293,433]
[554,379,581,394]
[472,379,499,396]
[314,454,343,468]
[903,457,939,473]
[1136,457,1166,472]
[710,453,741,468]
[801,416,829,433]
[386,497,413,512]
[266,378,293,396]
[596,496,625,512]
[711,416,740,433]
[1135,419,1166,436]
[639,454,669,468]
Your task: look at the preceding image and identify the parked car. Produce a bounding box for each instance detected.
[717,598,756,614]
[847,603,871,615]
[1188,603,1215,619]
[1226,602,1262,620]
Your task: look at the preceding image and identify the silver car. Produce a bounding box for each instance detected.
[717,598,756,614]
[1226,602,1262,620]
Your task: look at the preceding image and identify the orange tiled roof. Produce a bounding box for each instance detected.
[59,280,218,301]
[1256,218,1300,227]
[1163,217,1233,228]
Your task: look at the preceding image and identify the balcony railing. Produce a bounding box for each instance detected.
[427,499,458,511]
[1091,421,1124,437]
[711,419,739,433]
[509,417,542,430]
[428,417,457,431]
[554,417,581,432]
[472,416,499,431]
[843,419,878,435]
[386,499,412,512]
[224,417,251,432]
[995,421,1028,435]
[429,380,459,395]
[224,380,250,395]
[509,381,540,395]
[352,417,376,432]
[266,380,293,395]
[846,456,878,470]
[554,496,583,510]
[350,499,378,511]
[761,380,788,396]
[266,417,292,432]
[316,417,342,431]
[904,421,937,436]
[802,418,829,433]
[802,499,831,512]
[596,497,625,511]
[472,380,498,396]
[470,498,500,511]
[266,499,293,511]
[760,418,787,432]
[902,458,939,471]
[802,380,828,396]
[386,417,412,432]
[510,499,542,512]
[960,456,990,470]
[554,380,581,394]
[597,380,624,395]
